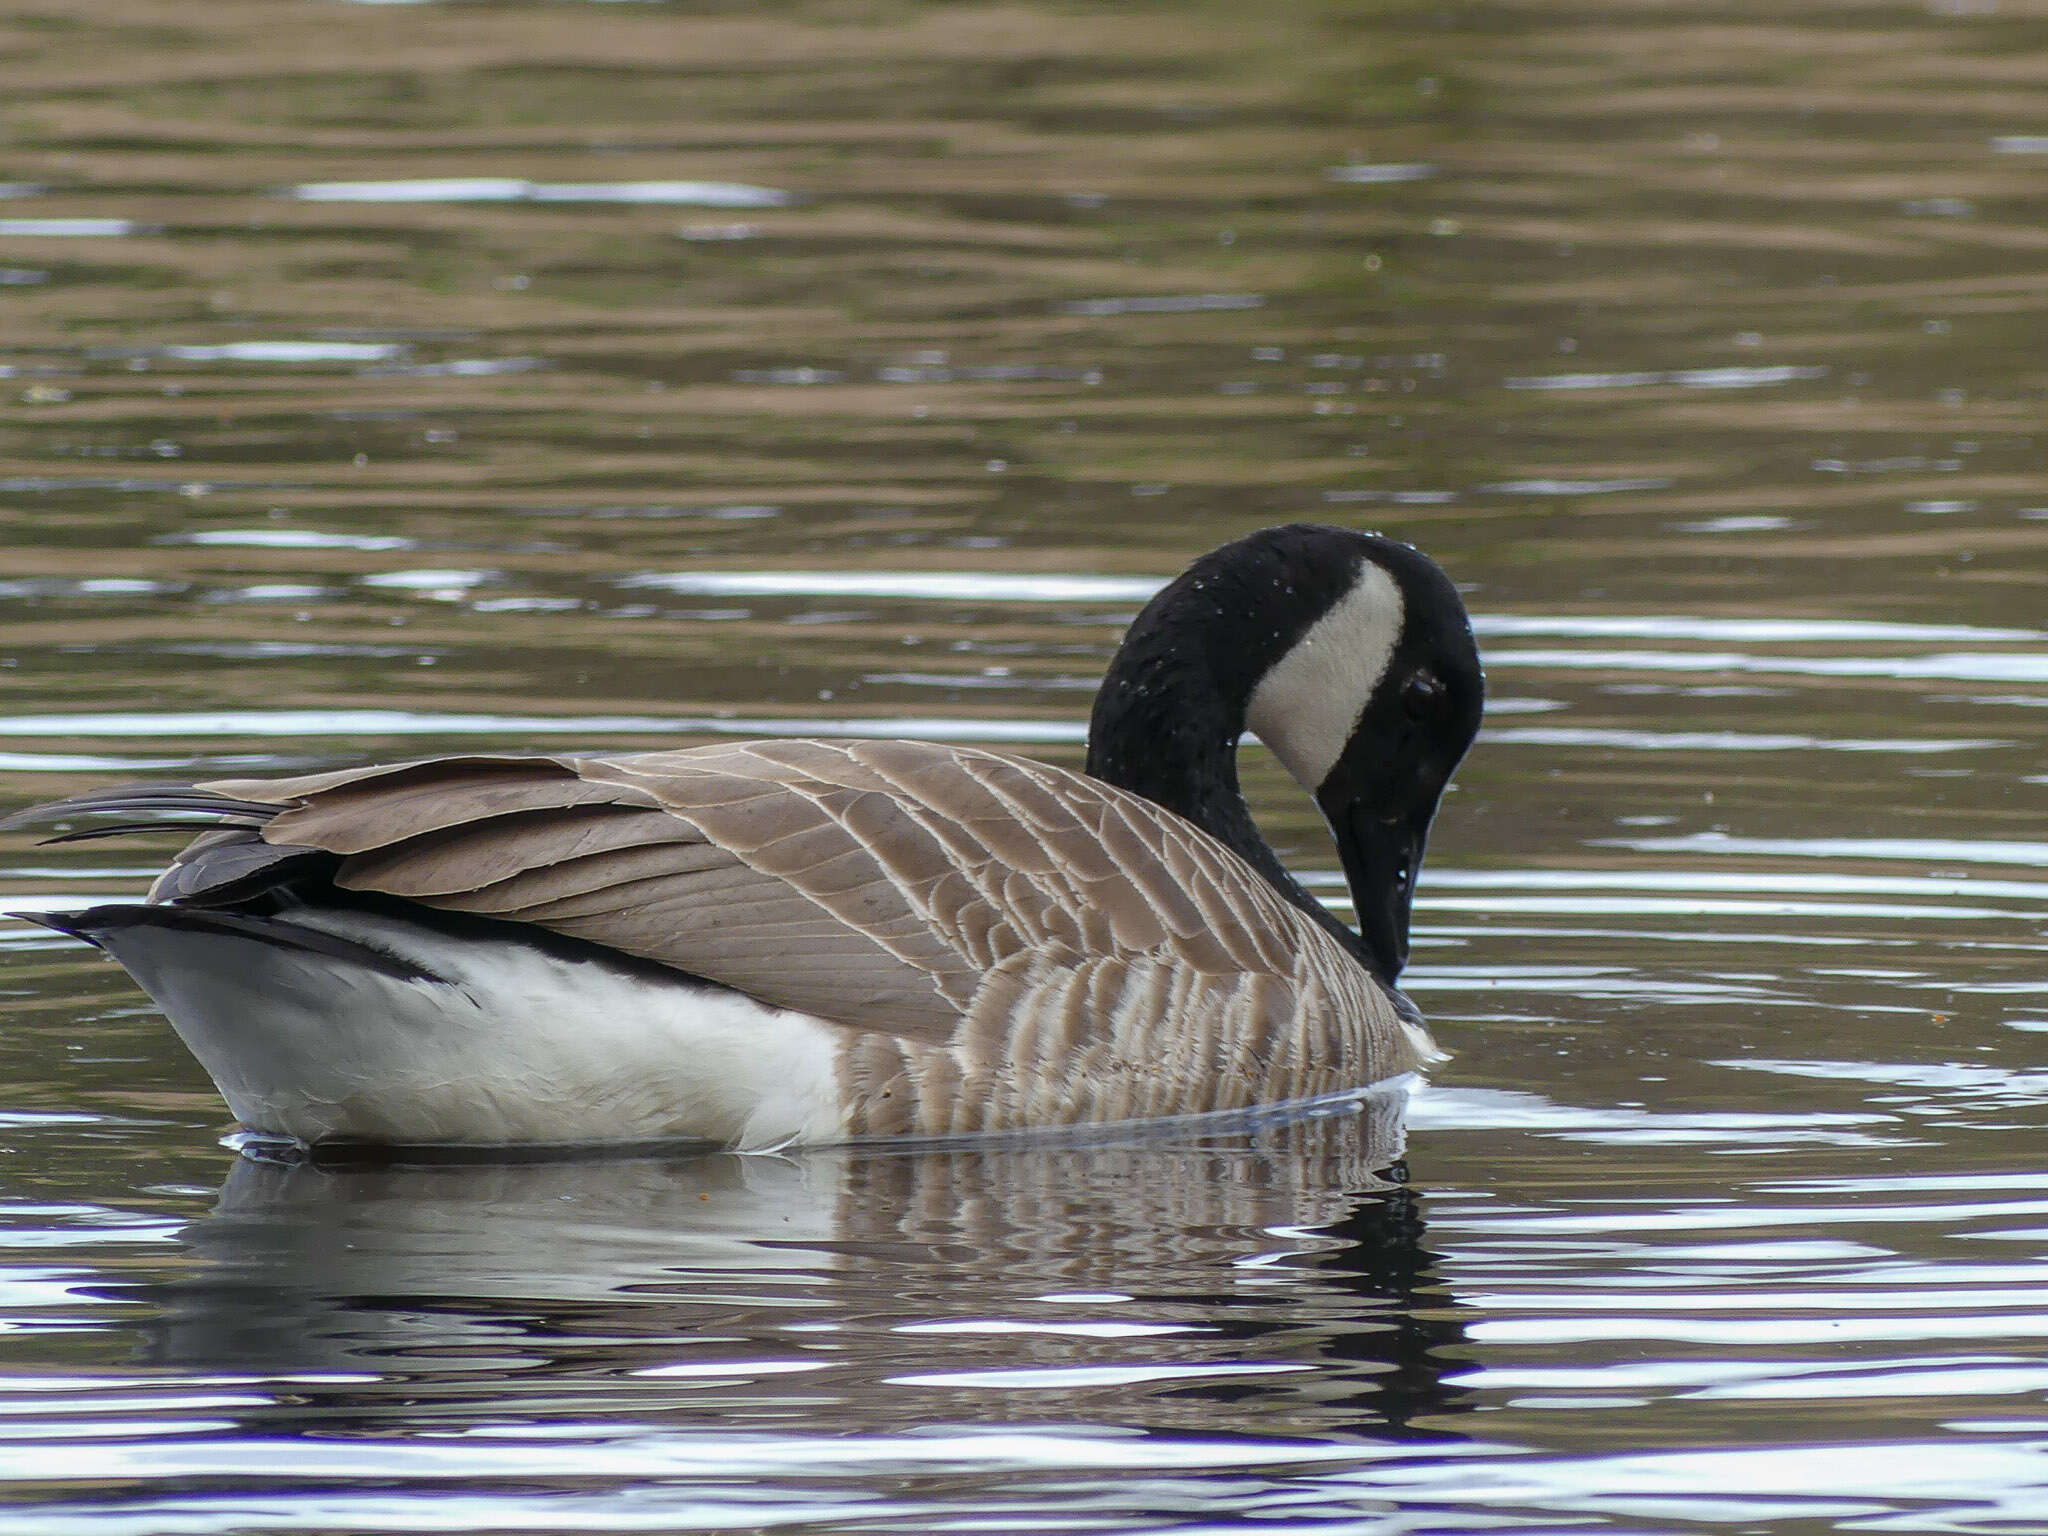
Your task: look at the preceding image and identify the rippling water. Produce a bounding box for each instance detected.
[3,1,2046,1530]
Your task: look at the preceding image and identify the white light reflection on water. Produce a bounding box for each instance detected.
[1428,870,2048,902]
[1505,364,1829,391]
[1726,1059,2048,1107]
[1334,1439,2048,1527]
[1326,162,1436,183]
[1599,833,2048,865]
[0,753,201,773]
[1486,648,2048,683]
[158,529,416,551]
[0,710,1087,744]
[1482,476,1674,496]
[0,219,146,237]
[197,586,338,605]
[156,342,405,364]
[1409,1085,1896,1146]
[890,1361,1301,1388]
[1426,895,2025,920]
[356,568,493,591]
[287,179,791,206]
[1470,615,2042,642]
[619,570,1167,602]
[0,1426,1371,1487]
[1483,725,2003,753]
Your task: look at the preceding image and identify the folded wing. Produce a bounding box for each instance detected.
[194,739,1360,1056]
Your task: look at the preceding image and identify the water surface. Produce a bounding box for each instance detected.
[3,0,2046,1530]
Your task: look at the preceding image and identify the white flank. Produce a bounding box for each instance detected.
[92,909,847,1150]
[1245,561,1403,792]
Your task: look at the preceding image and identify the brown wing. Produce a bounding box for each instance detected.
[199,740,1349,1050]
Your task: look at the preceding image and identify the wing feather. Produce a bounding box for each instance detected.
[186,739,1409,1086]
[208,756,652,853]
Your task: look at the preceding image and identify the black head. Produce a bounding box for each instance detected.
[1087,524,1483,985]
[1285,536,1484,983]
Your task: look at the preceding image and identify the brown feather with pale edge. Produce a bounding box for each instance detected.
[201,741,1425,1133]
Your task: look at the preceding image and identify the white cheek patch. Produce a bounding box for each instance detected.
[1244,561,1403,793]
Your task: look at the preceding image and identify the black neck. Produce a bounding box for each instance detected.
[1084,614,1372,970]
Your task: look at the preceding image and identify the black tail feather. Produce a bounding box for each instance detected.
[149,836,330,907]
[35,820,263,846]
[0,783,282,839]
[8,908,108,947]
[9,902,439,983]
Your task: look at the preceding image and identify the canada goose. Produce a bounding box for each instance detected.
[4,524,1483,1152]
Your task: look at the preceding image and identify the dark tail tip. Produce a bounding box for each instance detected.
[4,907,116,948]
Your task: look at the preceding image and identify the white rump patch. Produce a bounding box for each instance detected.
[1245,561,1403,792]
[93,908,849,1151]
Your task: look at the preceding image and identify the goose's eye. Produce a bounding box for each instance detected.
[1400,671,1445,719]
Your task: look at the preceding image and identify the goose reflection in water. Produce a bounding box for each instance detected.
[123,1090,1469,1442]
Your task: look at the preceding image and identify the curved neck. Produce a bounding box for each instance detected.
[1084,632,1373,972]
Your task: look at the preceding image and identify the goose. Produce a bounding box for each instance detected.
[3,523,1483,1153]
